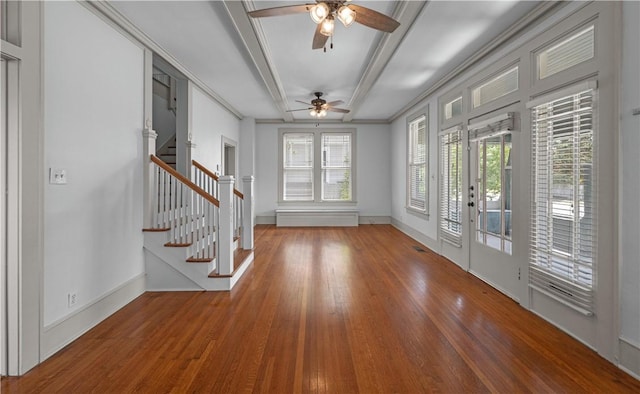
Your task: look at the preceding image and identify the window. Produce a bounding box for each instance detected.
[407,113,428,212]
[472,66,519,108]
[537,25,594,80]
[282,133,314,201]
[279,129,355,203]
[529,84,596,315]
[321,133,352,201]
[439,126,463,246]
[443,97,462,121]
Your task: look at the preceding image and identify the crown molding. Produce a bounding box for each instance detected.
[389,1,569,122]
[83,0,243,120]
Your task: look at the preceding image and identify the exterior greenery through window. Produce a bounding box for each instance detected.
[529,87,596,313]
[280,129,354,203]
[407,114,427,212]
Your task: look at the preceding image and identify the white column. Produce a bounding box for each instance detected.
[218,175,235,275]
[142,128,158,228]
[242,176,254,250]
[185,141,196,181]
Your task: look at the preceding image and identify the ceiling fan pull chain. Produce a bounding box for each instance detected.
[330,35,333,50]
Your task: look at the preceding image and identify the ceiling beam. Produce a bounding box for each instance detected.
[223,1,294,122]
[342,1,428,122]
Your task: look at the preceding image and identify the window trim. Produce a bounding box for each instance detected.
[406,109,429,215]
[278,128,357,205]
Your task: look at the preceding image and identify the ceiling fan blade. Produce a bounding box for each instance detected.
[312,23,329,50]
[325,100,344,107]
[328,107,350,114]
[248,4,312,18]
[286,108,313,112]
[295,100,312,106]
[349,4,400,33]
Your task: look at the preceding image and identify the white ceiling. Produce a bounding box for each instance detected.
[109,0,542,122]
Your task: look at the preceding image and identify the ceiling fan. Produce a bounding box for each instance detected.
[248,1,400,51]
[287,92,350,118]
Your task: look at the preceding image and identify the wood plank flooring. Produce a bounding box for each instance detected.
[3,225,639,393]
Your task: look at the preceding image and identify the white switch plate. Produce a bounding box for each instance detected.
[49,168,67,184]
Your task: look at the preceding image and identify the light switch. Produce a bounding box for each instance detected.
[49,168,67,185]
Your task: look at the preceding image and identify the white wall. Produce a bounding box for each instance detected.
[43,1,145,326]
[619,0,640,374]
[190,85,240,175]
[255,123,391,220]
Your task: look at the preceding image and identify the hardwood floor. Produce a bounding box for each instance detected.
[3,225,639,393]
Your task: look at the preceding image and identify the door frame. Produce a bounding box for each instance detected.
[221,136,238,178]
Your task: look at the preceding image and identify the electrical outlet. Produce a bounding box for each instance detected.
[68,292,78,308]
[49,168,68,185]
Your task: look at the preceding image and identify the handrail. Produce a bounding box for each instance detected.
[192,159,243,199]
[192,159,218,181]
[151,155,219,207]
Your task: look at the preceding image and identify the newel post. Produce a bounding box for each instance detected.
[242,176,254,250]
[185,140,196,181]
[142,128,157,228]
[218,175,235,275]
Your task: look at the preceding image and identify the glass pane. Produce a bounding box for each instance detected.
[474,133,512,254]
[322,134,351,168]
[284,134,313,168]
[444,97,462,120]
[472,66,519,108]
[284,168,313,201]
[322,169,350,201]
[538,26,594,79]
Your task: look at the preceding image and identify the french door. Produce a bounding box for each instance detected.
[466,111,520,301]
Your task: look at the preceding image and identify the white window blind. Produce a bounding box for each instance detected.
[472,66,519,108]
[321,133,352,201]
[538,25,594,80]
[408,115,427,212]
[283,133,314,201]
[529,88,596,315]
[439,127,463,246]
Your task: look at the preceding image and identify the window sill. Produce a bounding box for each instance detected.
[406,207,429,219]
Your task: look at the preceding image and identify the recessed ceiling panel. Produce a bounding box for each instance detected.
[111,0,281,119]
[356,1,540,120]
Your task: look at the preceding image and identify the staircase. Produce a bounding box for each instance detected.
[143,155,254,291]
[156,136,176,170]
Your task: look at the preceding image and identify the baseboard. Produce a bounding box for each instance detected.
[391,217,439,252]
[256,215,276,225]
[619,337,640,380]
[41,274,146,360]
[359,216,391,225]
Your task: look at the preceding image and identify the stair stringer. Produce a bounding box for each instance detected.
[143,231,254,291]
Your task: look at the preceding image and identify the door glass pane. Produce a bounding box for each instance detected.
[475,133,512,254]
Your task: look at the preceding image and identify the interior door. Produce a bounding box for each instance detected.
[467,111,520,301]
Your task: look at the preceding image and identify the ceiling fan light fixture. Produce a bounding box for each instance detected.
[310,2,329,24]
[319,16,334,37]
[337,5,356,27]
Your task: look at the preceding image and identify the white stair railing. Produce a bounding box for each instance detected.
[148,155,220,267]
[192,160,244,242]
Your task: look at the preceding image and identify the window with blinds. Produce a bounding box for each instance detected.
[472,66,519,109]
[529,87,596,315]
[321,133,352,201]
[439,127,463,246]
[538,25,594,80]
[407,114,427,212]
[283,133,314,201]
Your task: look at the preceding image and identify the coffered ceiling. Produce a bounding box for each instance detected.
[108,1,545,122]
